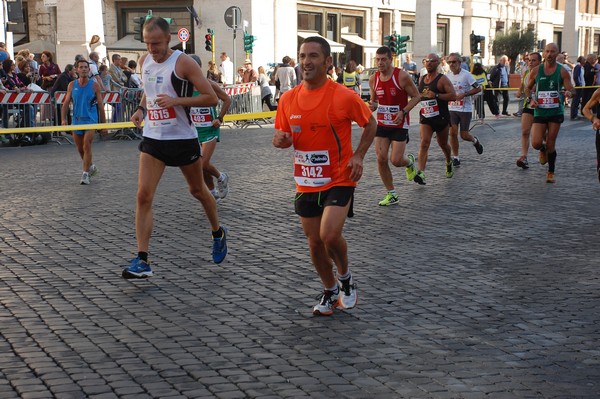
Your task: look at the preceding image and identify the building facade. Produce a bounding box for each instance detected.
[1,0,599,71]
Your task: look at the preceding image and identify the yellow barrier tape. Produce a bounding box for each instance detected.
[224,111,276,121]
[0,122,136,135]
[0,111,277,135]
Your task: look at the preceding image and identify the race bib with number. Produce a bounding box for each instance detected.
[147,99,177,128]
[420,99,440,118]
[448,99,465,111]
[377,104,400,126]
[190,107,213,128]
[293,150,332,187]
[537,91,560,109]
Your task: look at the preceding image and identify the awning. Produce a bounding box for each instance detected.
[107,34,180,51]
[341,34,380,49]
[14,39,56,54]
[297,31,345,53]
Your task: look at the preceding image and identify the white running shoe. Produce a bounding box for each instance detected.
[338,277,358,309]
[80,172,90,185]
[217,172,229,199]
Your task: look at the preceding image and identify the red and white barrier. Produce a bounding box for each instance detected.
[53,91,121,105]
[223,83,256,96]
[0,92,50,104]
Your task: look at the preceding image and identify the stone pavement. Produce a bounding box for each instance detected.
[0,112,599,399]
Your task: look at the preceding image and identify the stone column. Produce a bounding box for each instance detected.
[563,0,579,56]
[414,0,437,62]
[56,0,105,68]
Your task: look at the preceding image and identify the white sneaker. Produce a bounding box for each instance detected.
[217,172,229,199]
[88,164,98,177]
[337,277,357,309]
[211,189,221,203]
[312,289,339,316]
[80,172,90,185]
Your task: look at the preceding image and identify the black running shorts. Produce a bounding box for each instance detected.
[376,126,409,142]
[420,116,450,133]
[533,115,564,124]
[294,186,355,218]
[139,137,201,167]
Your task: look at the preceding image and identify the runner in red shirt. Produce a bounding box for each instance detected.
[273,36,376,316]
[369,46,420,206]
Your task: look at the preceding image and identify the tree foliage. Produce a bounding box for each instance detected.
[492,28,536,73]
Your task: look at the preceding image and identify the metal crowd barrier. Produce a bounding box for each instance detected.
[0,91,52,145]
[0,81,269,147]
[221,83,267,128]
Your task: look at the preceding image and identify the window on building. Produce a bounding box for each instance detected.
[552,0,565,10]
[437,23,447,56]
[512,22,521,30]
[7,0,28,45]
[400,22,414,54]
[594,33,600,53]
[298,12,322,32]
[553,32,562,49]
[326,14,337,41]
[495,21,505,32]
[341,15,363,35]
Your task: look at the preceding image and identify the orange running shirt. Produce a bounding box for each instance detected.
[275,79,372,193]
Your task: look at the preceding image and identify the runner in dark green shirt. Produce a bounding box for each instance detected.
[525,42,575,184]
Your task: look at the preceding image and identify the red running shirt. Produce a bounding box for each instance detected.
[373,67,409,128]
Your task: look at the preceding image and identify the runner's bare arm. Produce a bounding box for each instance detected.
[438,76,457,102]
[210,81,231,127]
[61,81,74,125]
[348,115,377,182]
[583,89,600,129]
[368,74,378,111]
[400,71,421,113]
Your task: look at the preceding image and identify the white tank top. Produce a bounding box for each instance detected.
[142,50,196,140]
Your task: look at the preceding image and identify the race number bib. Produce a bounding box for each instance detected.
[537,91,560,109]
[190,107,213,128]
[377,104,400,126]
[147,99,177,128]
[293,150,332,187]
[420,99,440,118]
[448,99,464,111]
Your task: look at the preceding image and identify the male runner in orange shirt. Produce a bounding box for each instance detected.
[273,36,377,316]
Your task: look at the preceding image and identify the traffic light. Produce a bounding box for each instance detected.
[388,35,397,55]
[243,32,256,54]
[470,31,484,55]
[133,16,148,42]
[397,35,410,54]
[205,29,213,52]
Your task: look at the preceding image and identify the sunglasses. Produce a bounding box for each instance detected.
[425,59,439,63]
[447,60,459,64]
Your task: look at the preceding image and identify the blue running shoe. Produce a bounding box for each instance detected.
[122,257,153,279]
[212,226,228,264]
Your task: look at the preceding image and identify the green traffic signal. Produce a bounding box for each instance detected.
[397,35,409,54]
[243,32,256,53]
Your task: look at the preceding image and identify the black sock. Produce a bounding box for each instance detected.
[212,227,223,238]
[540,143,546,153]
[548,151,557,173]
[138,252,148,262]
